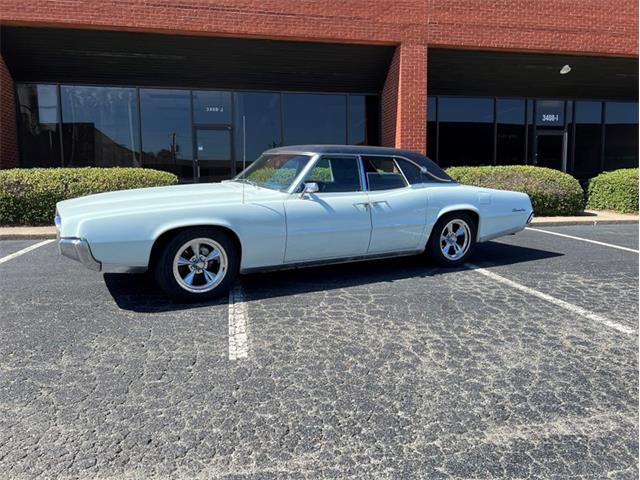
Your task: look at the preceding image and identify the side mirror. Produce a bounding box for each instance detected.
[300,182,319,198]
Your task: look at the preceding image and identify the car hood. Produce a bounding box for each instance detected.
[56,181,283,220]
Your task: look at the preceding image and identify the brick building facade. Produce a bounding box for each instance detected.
[0,1,637,180]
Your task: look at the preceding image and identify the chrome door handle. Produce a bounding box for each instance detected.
[370,201,388,207]
[353,202,370,209]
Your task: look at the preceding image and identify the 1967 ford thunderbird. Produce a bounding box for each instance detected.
[56,145,533,301]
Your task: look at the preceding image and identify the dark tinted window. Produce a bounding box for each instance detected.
[438,97,494,167]
[362,156,407,190]
[573,101,603,178]
[306,156,362,192]
[427,96,437,160]
[604,102,639,170]
[282,94,346,145]
[192,90,232,124]
[496,98,525,165]
[536,100,565,127]
[16,84,62,167]
[140,89,193,179]
[233,92,282,171]
[395,158,423,184]
[61,86,139,167]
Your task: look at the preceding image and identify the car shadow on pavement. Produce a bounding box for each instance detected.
[103,241,561,311]
[103,271,228,313]
[241,241,562,301]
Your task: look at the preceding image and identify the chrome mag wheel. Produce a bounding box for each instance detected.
[172,238,228,293]
[439,219,471,261]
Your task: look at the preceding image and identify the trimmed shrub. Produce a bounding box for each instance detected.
[586,168,639,214]
[0,167,178,226]
[445,165,585,216]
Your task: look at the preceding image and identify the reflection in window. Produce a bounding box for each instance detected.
[140,89,193,179]
[193,91,232,124]
[604,101,639,170]
[573,101,602,178]
[427,96,437,160]
[438,97,494,167]
[61,86,139,167]
[282,93,346,145]
[195,128,232,182]
[496,98,525,165]
[234,92,282,171]
[16,84,62,167]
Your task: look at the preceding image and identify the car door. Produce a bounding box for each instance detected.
[283,155,372,263]
[363,156,428,254]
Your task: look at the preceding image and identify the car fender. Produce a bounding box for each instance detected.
[433,203,482,241]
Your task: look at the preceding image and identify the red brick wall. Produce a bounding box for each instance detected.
[0,0,635,56]
[382,45,427,153]
[0,56,18,169]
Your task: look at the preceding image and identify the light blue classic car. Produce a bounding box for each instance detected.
[56,146,533,301]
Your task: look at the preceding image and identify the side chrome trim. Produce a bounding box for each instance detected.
[59,238,102,271]
[240,249,422,274]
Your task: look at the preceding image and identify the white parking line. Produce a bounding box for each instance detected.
[0,239,55,265]
[526,227,639,253]
[228,284,249,360]
[466,263,636,336]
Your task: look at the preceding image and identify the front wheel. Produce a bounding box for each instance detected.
[155,228,239,302]
[427,213,476,267]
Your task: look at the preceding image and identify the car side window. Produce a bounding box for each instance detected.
[362,156,408,191]
[394,158,423,184]
[305,156,362,193]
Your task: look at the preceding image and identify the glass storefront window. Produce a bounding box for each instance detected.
[496,98,525,165]
[61,86,139,167]
[536,100,565,128]
[193,91,232,124]
[233,92,282,171]
[437,97,494,167]
[16,84,62,167]
[573,101,603,178]
[604,101,639,170]
[140,89,193,179]
[282,93,347,145]
[427,96,437,160]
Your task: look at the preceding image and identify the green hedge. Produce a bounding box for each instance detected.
[586,168,639,214]
[0,167,178,226]
[445,165,585,216]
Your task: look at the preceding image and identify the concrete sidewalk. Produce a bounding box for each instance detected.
[0,210,637,240]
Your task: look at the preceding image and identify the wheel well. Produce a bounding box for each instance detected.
[427,209,480,247]
[148,225,242,271]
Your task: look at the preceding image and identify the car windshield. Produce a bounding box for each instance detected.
[233,153,312,191]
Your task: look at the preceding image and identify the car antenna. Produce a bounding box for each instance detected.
[242,115,246,205]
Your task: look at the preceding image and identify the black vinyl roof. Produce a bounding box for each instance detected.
[265,145,454,183]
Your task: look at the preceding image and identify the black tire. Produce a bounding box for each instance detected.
[154,227,239,302]
[427,212,477,267]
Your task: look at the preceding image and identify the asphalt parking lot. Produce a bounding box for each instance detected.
[0,224,638,479]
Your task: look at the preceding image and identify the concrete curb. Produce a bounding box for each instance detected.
[530,218,639,227]
[0,228,57,240]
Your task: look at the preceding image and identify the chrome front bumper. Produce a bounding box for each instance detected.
[59,238,102,271]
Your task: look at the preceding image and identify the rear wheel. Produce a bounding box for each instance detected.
[428,212,476,267]
[154,228,238,302]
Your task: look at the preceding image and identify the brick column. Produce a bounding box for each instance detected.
[0,56,18,168]
[381,43,427,154]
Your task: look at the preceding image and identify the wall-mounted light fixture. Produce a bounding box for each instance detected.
[559,64,572,75]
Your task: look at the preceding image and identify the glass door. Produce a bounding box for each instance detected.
[194,126,233,183]
[535,130,567,171]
